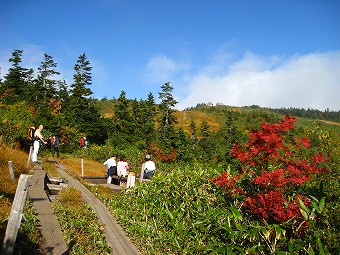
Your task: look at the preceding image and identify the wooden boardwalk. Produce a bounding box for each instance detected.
[55,163,140,255]
[28,161,140,255]
[28,163,69,255]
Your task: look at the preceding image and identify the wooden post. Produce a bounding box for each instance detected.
[139,163,145,182]
[81,159,84,177]
[8,161,15,180]
[27,146,33,169]
[1,174,29,255]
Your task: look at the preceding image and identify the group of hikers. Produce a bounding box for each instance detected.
[30,125,156,187]
[104,154,156,188]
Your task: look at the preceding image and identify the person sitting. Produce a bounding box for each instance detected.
[117,156,129,177]
[103,154,117,184]
[142,155,156,179]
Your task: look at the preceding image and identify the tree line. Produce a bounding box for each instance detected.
[0,49,245,163]
[2,49,337,164]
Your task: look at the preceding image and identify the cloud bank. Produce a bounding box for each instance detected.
[147,51,340,111]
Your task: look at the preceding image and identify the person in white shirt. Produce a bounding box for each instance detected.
[32,124,47,163]
[117,156,129,177]
[142,155,156,178]
[104,154,117,184]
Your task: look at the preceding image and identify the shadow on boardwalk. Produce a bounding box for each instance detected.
[28,160,140,255]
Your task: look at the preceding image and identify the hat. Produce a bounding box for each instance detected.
[145,155,151,160]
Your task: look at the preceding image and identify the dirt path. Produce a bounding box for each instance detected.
[28,161,140,255]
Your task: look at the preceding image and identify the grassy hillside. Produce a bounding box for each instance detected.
[94,99,340,134]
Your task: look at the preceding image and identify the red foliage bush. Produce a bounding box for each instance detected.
[211,115,328,223]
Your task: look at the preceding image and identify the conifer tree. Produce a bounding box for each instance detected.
[37,53,60,97]
[2,49,30,104]
[190,120,198,149]
[136,92,156,148]
[112,90,135,147]
[157,82,178,152]
[200,120,210,140]
[65,53,101,139]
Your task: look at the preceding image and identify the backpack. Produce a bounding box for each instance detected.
[28,126,36,140]
[51,136,58,146]
[54,136,59,146]
[79,137,85,147]
[108,165,117,176]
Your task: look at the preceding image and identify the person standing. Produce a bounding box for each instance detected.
[79,136,87,149]
[31,125,47,163]
[142,155,156,179]
[104,154,117,184]
[50,135,60,158]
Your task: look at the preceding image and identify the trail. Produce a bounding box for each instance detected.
[28,161,140,255]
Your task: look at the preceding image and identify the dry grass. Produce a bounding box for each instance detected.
[58,156,107,177]
[0,144,30,240]
[174,110,221,133]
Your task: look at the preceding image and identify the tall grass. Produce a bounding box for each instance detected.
[52,187,111,254]
[97,162,339,254]
[0,144,43,253]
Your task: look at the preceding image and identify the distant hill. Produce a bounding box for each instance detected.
[94,99,340,134]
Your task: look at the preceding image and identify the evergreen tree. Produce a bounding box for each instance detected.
[65,53,102,141]
[1,49,30,104]
[190,120,198,150]
[112,90,135,147]
[200,120,210,140]
[137,92,156,148]
[27,53,61,126]
[71,53,93,98]
[157,82,178,152]
[37,53,60,97]
[197,120,211,159]
[175,127,194,162]
[56,79,69,103]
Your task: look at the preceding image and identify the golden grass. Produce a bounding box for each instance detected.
[0,144,30,226]
[174,111,221,133]
[58,156,107,177]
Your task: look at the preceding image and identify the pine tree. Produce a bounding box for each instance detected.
[158,82,178,128]
[190,120,198,149]
[71,53,92,98]
[128,93,157,149]
[37,53,60,97]
[1,49,30,104]
[157,82,178,152]
[65,53,101,139]
[112,90,135,147]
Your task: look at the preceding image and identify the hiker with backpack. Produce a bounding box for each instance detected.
[50,135,60,158]
[79,136,87,149]
[31,124,48,163]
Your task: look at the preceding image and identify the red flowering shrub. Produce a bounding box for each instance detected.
[211,115,328,223]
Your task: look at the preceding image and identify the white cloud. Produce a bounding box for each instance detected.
[176,51,340,111]
[144,54,191,84]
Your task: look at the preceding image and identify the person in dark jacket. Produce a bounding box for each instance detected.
[50,135,60,158]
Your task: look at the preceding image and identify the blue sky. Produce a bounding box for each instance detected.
[1,0,339,110]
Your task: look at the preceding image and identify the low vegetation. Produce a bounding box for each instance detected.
[94,116,340,254]
[0,144,44,254]
[52,188,111,254]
